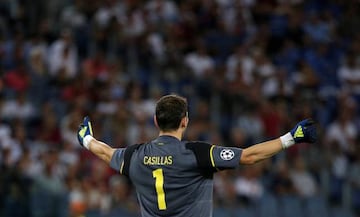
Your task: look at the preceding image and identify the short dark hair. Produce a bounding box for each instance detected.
[155,94,188,132]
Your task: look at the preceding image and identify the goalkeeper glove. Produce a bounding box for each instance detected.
[77,116,94,149]
[280,119,317,149]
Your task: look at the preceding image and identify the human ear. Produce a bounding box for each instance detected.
[154,115,159,128]
[181,116,188,128]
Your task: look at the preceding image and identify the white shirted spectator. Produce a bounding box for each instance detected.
[262,68,294,98]
[234,165,264,200]
[24,36,48,66]
[185,44,215,78]
[147,31,166,63]
[48,29,78,78]
[0,122,9,166]
[226,46,255,84]
[59,142,80,167]
[325,108,357,152]
[338,53,360,95]
[252,48,275,78]
[94,0,126,28]
[217,0,255,35]
[126,113,157,145]
[96,87,118,116]
[142,87,162,118]
[0,136,22,166]
[1,92,36,120]
[289,157,318,197]
[61,0,87,29]
[0,123,11,142]
[60,107,83,148]
[146,0,179,23]
[332,153,348,179]
[122,9,146,37]
[236,107,264,142]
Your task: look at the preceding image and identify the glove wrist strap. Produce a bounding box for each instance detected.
[83,135,94,149]
[280,132,295,149]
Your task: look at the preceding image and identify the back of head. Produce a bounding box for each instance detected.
[155,94,188,132]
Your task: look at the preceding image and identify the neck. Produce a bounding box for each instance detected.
[159,130,183,141]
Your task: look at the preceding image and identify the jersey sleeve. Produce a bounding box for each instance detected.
[186,142,242,173]
[110,148,125,173]
[211,145,242,170]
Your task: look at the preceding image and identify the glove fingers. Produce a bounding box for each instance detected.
[83,116,90,124]
[307,124,317,143]
[77,117,92,147]
[305,118,315,126]
[78,124,85,131]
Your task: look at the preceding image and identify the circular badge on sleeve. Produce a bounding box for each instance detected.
[220,149,235,161]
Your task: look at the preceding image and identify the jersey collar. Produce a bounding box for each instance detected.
[156,135,181,143]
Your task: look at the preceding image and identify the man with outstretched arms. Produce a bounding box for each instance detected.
[77,94,317,217]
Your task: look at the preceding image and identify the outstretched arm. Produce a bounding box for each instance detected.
[77,117,116,164]
[240,119,317,165]
[87,138,116,164]
[240,138,282,164]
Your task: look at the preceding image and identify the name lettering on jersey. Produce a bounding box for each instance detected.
[143,156,173,165]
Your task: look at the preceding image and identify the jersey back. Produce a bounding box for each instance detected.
[111,135,242,217]
[131,136,213,217]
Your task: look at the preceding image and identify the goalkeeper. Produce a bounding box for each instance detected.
[77,94,316,217]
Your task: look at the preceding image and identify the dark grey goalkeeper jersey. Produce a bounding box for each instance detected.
[110,135,242,217]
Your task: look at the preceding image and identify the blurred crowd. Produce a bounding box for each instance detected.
[0,0,360,217]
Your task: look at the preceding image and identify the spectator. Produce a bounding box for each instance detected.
[214,170,237,207]
[325,97,357,153]
[338,52,360,97]
[1,91,36,121]
[94,0,124,29]
[348,148,360,216]
[234,164,265,204]
[121,4,146,38]
[226,46,255,85]
[107,175,139,215]
[184,42,215,78]
[60,105,84,149]
[271,160,296,196]
[82,49,109,80]
[303,12,332,43]
[31,150,68,217]
[235,104,264,143]
[289,156,318,197]
[35,103,62,147]
[4,61,30,93]
[48,29,78,78]
[28,47,50,105]
[0,131,22,166]
[146,0,179,25]
[293,61,320,92]
[61,0,87,30]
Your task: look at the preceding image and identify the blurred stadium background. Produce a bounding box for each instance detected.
[0,0,360,217]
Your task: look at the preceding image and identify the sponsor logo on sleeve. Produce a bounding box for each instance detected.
[220,149,235,161]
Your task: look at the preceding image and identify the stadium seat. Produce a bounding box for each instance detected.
[278,195,304,217]
[330,207,354,217]
[105,207,138,217]
[256,193,280,217]
[213,207,232,217]
[85,210,102,217]
[231,207,256,217]
[303,195,329,217]
[30,189,59,217]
